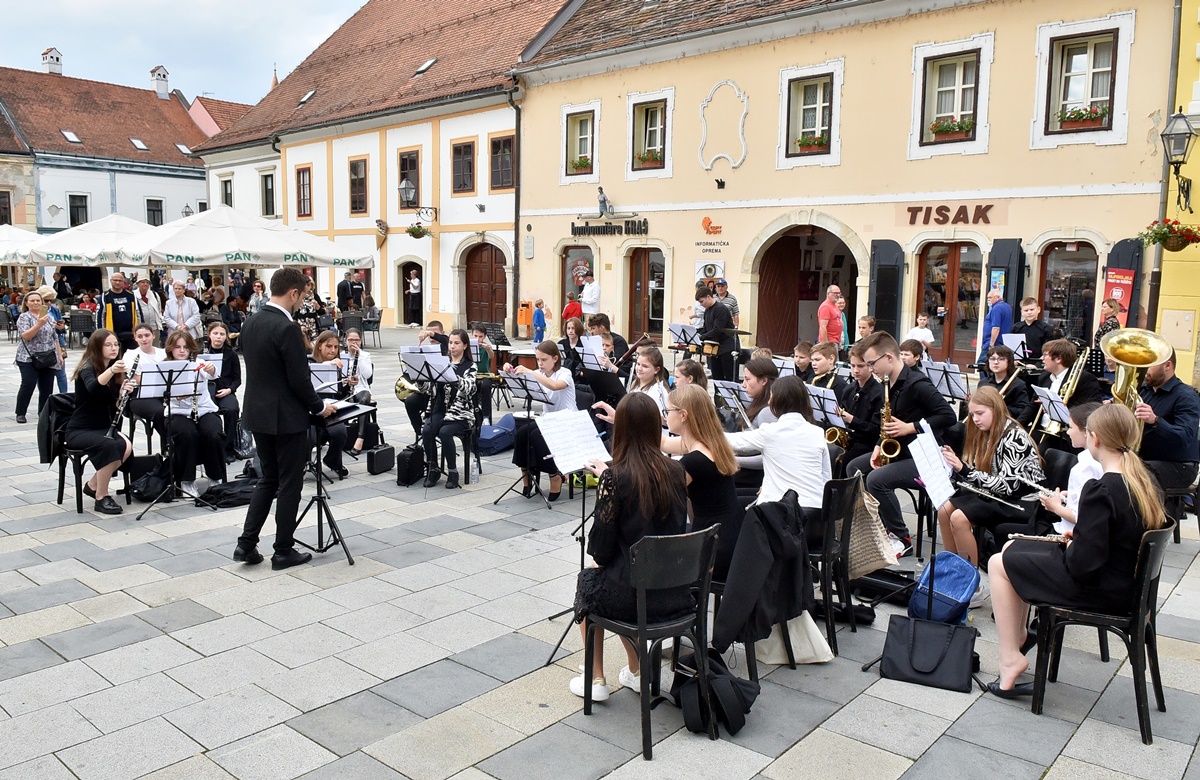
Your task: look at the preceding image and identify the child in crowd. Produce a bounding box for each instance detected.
[899,339,925,372]
[793,341,814,382]
[904,312,935,349]
[532,299,546,344]
[856,316,876,342]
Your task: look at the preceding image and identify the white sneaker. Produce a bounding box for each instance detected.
[569,674,610,701]
[179,481,198,497]
[618,666,641,691]
[970,577,990,609]
[888,532,910,559]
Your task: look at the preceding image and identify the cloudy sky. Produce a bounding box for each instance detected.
[1,0,367,106]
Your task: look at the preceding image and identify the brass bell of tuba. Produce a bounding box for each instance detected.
[395,376,419,401]
[1100,327,1173,442]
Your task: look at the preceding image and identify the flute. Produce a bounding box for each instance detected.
[1010,473,1069,506]
[952,479,1027,512]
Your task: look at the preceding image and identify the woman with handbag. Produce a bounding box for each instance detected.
[572,392,693,702]
[14,289,62,423]
[64,329,133,514]
[987,404,1166,697]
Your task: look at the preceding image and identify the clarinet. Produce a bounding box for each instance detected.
[191,363,201,423]
[348,347,359,392]
[107,353,139,438]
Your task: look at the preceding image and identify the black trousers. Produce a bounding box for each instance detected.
[15,361,55,416]
[423,412,471,472]
[707,352,735,383]
[167,413,226,483]
[405,392,428,441]
[1146,460,1198,495]
[477,378,493,424]
[314,423,347,470]
[211,391,240,452]
[348,390,373,441]
[513,423,558,475]
[240,430,308,554]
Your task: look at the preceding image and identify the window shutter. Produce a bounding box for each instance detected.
[869,240,904,337]
[986,238,1026,312]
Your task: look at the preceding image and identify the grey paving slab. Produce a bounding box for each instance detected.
[0,514,82,535]
[0,603,11,620]
[321,603,423,642]
[57,717,201,780]
[288,691,423,756]
[209,724,337,780]
[82,635,203,686]
[257,656,382,713]
[74,543,171,572]
[0,640,63,683]
[249,623,361,668]
[41,614,161,661]
[365,541,452,570]
[166,646,288,699]
[726,679,840,758]
[165,684,301,749]
[136,598,223,633]
[148,549,230,577]
[823,694,951,760]
[363,526,430,547]
[988,679,1102,725]
[373,659,502,717]
[0,658,110,716]
[0,755,79,780]
[296,751,408,780]
[1062,718,1192,780]
[69,672,201,733]
[481,722,634,780]
[0,704,102,771]
[403,514,476,536]
[902,735,1045,780]
[151,528,238,556]
[0,550,47,574]
[946,695,1075,766]
[0,578,97,614]
[23,539,103,563]
[562,684,686,754]
[1088,681,1200,746]
[467,520,536,542]
[1158,613,1200,643]
[766,655,878,704]
[451,631,568,682]
[173,613,281,656]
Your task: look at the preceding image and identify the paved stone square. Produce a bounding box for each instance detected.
[0,327,1197,778]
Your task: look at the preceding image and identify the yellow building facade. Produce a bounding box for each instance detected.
[516,0,1173,367]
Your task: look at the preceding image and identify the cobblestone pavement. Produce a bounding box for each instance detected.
[0,327,1197,779]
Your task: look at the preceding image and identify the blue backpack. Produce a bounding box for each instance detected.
[477,413,517,455]
[909,551,979,625]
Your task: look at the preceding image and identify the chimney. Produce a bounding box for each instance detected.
[150,65,169,100]
[41,48,62,75]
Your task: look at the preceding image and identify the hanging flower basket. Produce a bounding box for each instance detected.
[1138,219,1200,252]
[406,223,432,239]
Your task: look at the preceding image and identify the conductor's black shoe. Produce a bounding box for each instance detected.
[423,470,441,488]
[271,549,312,570]
[224,453,238,464]
[233,545,264,565]
[331,466,349,480]
[445,470,460,489]
[15,415,26,424]
[94,496,122,515]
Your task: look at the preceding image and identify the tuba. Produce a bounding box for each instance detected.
[877,375,902,464]
[394,376,419,401]
[1101,328,1173,443]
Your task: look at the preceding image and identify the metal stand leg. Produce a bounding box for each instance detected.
[545,472,591,666]
[295,438,355,565]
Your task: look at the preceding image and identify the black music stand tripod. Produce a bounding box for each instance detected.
[135,363,218,522]
[544,468,595,665]
[493,372,554,509]
[296,403,370,566]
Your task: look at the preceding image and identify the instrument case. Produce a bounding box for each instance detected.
[368,430,394,475]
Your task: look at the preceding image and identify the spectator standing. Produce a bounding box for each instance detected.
[580,270,600,315]
[979,288,1012,365]
[715,279,739,327]
[817,285,843,344]
[562,292,582,322]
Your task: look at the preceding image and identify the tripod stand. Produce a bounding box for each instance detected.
[295,403,368,566]
[545,471,593,665]
[136,362,218,521]
[493,372,554,509]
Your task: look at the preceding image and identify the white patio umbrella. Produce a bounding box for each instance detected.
[26,214,154,267]
[0,224,41,264]
[117,205,373,269]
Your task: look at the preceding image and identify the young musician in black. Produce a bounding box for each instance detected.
[835,342,883,477]
[343,328,375,455]
[1134,348,1200,501]
[809,341,848,396]
[204,322,241,462]
[696,287,735,381]
[971,344,1031,423]
[1017,338,1102,452]
[421,329,478,489]
[64,329,134,514]
[1009,297,1053,366]
[846,332,958,557]
[404,320,450,441]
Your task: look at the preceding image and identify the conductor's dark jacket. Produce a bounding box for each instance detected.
[239,305,324,435]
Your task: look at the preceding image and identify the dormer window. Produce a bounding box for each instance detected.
[130,138,149,151]
[175,143,191,155]
[415,58,437,76]
[298,89,315,107]
[61,130,81,144]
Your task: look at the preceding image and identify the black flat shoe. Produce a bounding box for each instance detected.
[548,490,561,502]
[986,681,1034,699]
[1020,631,1038,656]
[333,466,348,480]
[15,415,26,424]
[94,496,122,515]
[445,470,460,489]
[521,481,533,498]
[424,470,441,488]
[271,549,312,570]
[83,483,96,499]
[233,545,264,565]
[347,447,362,457]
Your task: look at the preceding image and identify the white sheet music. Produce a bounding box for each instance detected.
[1000,333,1028,358]
[310,362,340,393]
[198,353,223,376]
[579,335,606,359]
[535,410,611,474]
[1031,385,1071,424]
[772,356,796,377]
[909,426,955,510]
[668,323,699,346]
[926,361,969,400]
[806,384,846,428]
[944,363,969,400]
[139,360,202,398]
[835,364,852,381]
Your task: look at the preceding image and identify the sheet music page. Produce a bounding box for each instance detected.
[198,353,223,376]
[535,410,611,474]
[1031,385,1071,424]
[945,363,969,400]
[772,357,796,377]
[925,361,951,397]
[423,354,458,384]
[310,363,340,393]
[668,323,698,345]
[138,360,196,398]
[713,380,750,407]
[910,428,955,509]
[401,353,427,381]
[1000,334,1027,355]
[805,384,845,428]
[579,336,606,359]
[469,339,481,362]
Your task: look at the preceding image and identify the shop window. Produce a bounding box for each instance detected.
[1047,32,1115,133]
[566,111,593,175]
[562,246,595,304]
[1041,242,1098,342]
[349,158,368,214]
[632,99,666,169]
[490,136,514,191]
[452,141,475,194]
[145,198,163,227]
[0,191,12,225]
[68,194,88,227]
[786,74,833,156]
[398,150,419,208]
[921,52,978,144]
[261,173,275,217]
[220,178,233,207]
[295,166,312,218]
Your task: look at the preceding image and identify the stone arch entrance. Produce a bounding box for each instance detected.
[396,256,422,326]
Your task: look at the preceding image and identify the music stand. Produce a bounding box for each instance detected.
[296,401,372,565]
[925,361,969,402]
[494,372,555,508]
[772,356,797,378]
[807,384,846,432]
[713,380,752,429]
[1000,333,1030,362]
[1031,385,1071,429]
[668,323,702,365]
[579,346,627,406]
[135,361,219,521]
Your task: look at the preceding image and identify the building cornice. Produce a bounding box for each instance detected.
[33,152,205,179]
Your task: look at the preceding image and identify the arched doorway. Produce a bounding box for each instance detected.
[758,226,858,353]
[1039,241,1098,342]
[464,243,507,325]
[398,259,422,326]
[917,242,982,366]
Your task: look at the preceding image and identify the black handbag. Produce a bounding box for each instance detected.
[30,349,59,370]
[396,444,425,486]
[130,455,171,502]
[879,614,977,693]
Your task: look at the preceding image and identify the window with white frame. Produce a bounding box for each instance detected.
[566,111,593,174]
[921,52,978,144]
[632,100,666,169]
[786,74,833,155]
[1048,32,1115,133]
[260,173,275,217]
[220,178,233,207]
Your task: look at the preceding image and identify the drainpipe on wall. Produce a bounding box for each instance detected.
[507,80,522,341]
[1148,0,1184,330]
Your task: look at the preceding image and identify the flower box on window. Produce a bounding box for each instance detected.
[1056,105,1109,131]
[569,156,592,174]
[794,134,830,154]
[929,117,975,142]
[634,149,664,169]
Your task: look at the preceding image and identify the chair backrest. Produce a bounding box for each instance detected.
[820,475,863,552]
[1042,448,1077,491]
[629,525,720,592]
[342,312,364,331]
[942,421,966,455]
[1130,520,1176,619]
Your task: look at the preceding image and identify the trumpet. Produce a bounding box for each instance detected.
[877,375,901,464]
[107,353,139,439]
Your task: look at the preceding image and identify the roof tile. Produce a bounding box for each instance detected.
[194,96,253,132]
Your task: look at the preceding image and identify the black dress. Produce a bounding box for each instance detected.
[574,465,695,624]
[1003,472,1146,612]
[680,450,742,581]
[64,364,126,467]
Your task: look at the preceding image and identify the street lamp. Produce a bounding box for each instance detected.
[181,204,194,218]
[1161,107,1197,212]
[397,177,438,222]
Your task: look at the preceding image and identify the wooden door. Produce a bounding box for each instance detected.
[917,243,982,366]
[628,248,665,342]
[465,244,506,325]
[758,237,801,353]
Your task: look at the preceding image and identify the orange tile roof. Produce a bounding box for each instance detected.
[0,66,207,167]
[0,111,29,156]
[196,0,569,153]
[524,0,836,67]
[194,96,253,132]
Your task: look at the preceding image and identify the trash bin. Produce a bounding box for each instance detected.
[517,300,533,337]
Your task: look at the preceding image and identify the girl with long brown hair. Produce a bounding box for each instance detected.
[64,329,133,513]
[938,386,1044,573]
[507,340,575,500]
[628,345,670,415]
[987,404,1166,698]
[571,393,692,702]
[740,357,778,429]
[164,329,226,496]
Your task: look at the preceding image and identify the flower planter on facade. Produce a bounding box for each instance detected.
[635,159,664,170]
[1060,118,1105,131]
[570,166,593,175]
[932,130,971,141]
[795,143,830,154]
[1163,234,1191,252]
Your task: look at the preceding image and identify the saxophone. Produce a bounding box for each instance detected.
[107,353,140,439]
[877,375,902,464]
[821,372,849,448]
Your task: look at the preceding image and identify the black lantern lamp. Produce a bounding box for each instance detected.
[397,177,438,222]
[1162,107,1197,212]
[181,204,194,218]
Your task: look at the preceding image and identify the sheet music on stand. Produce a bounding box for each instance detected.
[926,360,969,401]
[668,323,701,350]
[138,360,201,399]
[469,339,481,363]
[310,362,340,394]
[579,336,606,360]
[197,353,223,375]
[772,356,796,377]
[506,372,554,406]
[713,380,752,428]
[835,363,852,381]
[806,384,845,429]
[1031,385,1071,426]
[909,422,955,510]
[1000,333,1030,360]
[398,345,441,362]
[536,410,611,475]
[420,354,460,384]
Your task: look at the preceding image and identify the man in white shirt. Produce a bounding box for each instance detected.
[580,270,600,315]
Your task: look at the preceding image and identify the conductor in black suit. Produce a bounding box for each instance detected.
[234,268,336,570]
[696,287,735,381]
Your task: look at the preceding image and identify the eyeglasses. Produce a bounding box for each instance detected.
[662,407,682,419]
[864,353,891,370]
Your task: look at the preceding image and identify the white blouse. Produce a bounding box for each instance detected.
[542,367,577,414]
[726,412,831,509]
